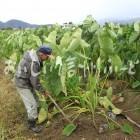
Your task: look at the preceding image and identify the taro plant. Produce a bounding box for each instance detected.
[3,29,43,74]
[43,28,90,97]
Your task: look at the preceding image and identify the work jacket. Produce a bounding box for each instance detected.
[14,49,45,92]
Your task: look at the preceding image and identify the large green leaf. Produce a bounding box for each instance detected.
[66,28,83,52]
[80,39,90,48]
[45,31,57,45]
[108,29,117,39]
[38,107,48,124]
[83,15,95,27]
[129,32,140,44]
[88,22,100,32]
[99,96,122,114]
[30,34,42,46]
[110,55,122,73]
[60,32,71,48]
[44,64,62,96]
[72,28,82,38]
[98,30,114,55]
[67,38,80,52]
[134,22,140,32]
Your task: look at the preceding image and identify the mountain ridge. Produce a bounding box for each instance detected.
[0,19,40,28]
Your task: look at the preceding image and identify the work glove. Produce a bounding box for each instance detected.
[42,91,50,98]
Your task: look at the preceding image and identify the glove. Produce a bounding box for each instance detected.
[42,91,50,98]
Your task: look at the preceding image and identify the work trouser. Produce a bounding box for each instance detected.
[16,87,39,120]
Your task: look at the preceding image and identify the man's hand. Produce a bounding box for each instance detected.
[42,91,50,98]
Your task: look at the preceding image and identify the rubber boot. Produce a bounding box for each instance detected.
[28,119,43,133]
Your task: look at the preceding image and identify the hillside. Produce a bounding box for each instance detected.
[0,19,39,28]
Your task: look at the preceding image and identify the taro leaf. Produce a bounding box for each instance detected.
[80,39,90,48]
[72,28,82,38]
[129,32,139,44]
[110,55,122,73]
[30,34,42,46]
[118,28,123,35]
[98,30,114,55]
[99,96,122,114]
[60,32,71,48]
[108,29,117,39]
[134,22,140,32]
[38,107,48,124]
[89,22,100,32]
[112,108,122,115]
[132,81,140,88]
[66,29,84,51]
[63,124,77,136]
[67,38,80,52]
[45,31,57,45]
[83,15,94,26]
[107,87,112,100]
[45,65,62,96]
[121,123,133,135]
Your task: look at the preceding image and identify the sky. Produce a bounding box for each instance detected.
[0,0,140,24]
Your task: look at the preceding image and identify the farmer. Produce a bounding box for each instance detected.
[14,45,52,133]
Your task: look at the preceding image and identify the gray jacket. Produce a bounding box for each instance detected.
[14,49,45,93]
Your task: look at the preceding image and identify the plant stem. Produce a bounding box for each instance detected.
[48,94,73,124]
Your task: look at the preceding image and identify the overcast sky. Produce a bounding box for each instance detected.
[0,0,140,24]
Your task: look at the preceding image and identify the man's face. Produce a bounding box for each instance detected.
[40,53,51,61]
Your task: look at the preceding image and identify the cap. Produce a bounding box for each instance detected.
[38,45,52,55]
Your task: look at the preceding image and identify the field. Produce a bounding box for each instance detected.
[0,16,140,139]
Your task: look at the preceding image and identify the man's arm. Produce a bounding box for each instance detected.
[30,61,45,93]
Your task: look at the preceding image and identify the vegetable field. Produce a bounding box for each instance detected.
[0,16,140,139]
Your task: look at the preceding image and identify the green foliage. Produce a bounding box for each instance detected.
[45,30,57,45]
[107,87,112,100]
[134,21,140,32]
[98,29,114,55]
[129,32,139,43]
[110,54,122,73]
[66,75,80,95]
[1,16,140,135]
[43,64,62,96]
[62,124,77,136]
[99,96,122,114]
[38,107,48,124]
[132,81,140,88]
[121,123,134,135]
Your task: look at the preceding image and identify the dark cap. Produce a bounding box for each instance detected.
[38,45,52,55]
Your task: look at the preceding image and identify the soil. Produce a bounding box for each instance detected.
[0,61,140,140]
